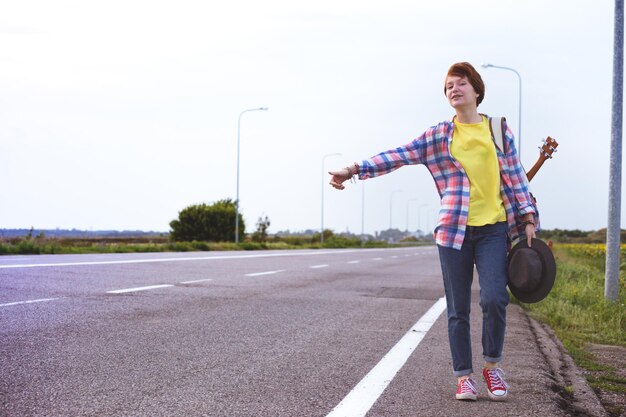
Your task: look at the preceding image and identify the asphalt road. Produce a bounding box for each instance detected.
[0,247,591,416]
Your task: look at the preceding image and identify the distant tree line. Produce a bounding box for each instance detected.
[6,205,623,245]
[0,228,164,239]
[166,200,436,244]
[538,228,626,244]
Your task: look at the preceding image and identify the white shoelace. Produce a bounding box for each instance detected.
[460,377,478,393]
[485,368,509,390]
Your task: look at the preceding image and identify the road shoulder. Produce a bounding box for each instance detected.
[519,305,609,417]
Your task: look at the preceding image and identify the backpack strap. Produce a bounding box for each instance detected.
[489,116,506,153]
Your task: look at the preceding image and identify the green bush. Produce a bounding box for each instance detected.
[169,199,244,242]
[252,216,271,243]
[190,241,210,251]
[322,235,362,248]
[240,242,267,250]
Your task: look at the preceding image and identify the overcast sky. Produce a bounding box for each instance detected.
[0,0,618,235]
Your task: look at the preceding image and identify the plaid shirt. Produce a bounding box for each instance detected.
[358,116,537,250]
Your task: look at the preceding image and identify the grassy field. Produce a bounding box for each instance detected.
[520,243,626,413]
[0,235,394,255]
[523,244,625,349]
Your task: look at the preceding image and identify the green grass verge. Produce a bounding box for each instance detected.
[0,236,416,255]
[518,245,626,394]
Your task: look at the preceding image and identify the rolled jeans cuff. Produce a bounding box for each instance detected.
[483,355,502,363]
[453,368,474,377]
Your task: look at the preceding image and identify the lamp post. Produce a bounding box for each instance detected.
[425,209,434,234]
[606,0,623,302]
[389,189,402,229]
[481,63,522,158]
[235,107,268,243]
[418,203,428,235]
[361,181,366,242]
[321,153,341,244]
[406,198,418,232]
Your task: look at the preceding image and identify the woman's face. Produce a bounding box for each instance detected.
[445,75,478,110]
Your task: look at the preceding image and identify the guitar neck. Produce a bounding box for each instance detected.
[526,158,545,183]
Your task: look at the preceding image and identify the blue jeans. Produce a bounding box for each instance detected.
[437,222,510,377]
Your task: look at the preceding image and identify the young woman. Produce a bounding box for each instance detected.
[328,62,537,401]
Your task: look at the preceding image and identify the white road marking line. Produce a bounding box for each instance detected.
[372,257,383,261]
[347,260,360,264]
[180,279,214,284]
[0,298,59,308]
[326,297,447,417]
[390,255,399,259]
[245,270,285,277]
[0,248,408,269]
[310,264,329,269]
[106,284,174,294]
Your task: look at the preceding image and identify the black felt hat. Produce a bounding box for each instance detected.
[507,238,556,303]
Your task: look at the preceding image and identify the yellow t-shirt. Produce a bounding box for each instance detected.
[450,116,506,226]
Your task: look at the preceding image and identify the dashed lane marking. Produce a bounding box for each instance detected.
[179,279,214,284]
[245,270,285,277]
[0,298,59,308]
[310,264,329,269]
[106,284,174,294]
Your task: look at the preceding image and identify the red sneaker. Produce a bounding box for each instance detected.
[455,377,478,401]
[483,368,509,401]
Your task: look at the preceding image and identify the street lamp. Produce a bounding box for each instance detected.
[406,198,418,232]
[389,189,402,229]
[418,204,428,234]
[429,209,438,234]
[361,181,365,242]
[481,63,522,158]
[235,107,268,243]
[321,153,341,244]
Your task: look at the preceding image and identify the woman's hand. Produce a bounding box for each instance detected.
[328,168,352,190]
[525,223,536,247]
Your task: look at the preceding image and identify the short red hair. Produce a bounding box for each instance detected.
[444,62,485,106]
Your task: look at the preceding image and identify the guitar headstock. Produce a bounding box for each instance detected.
[539,136,558,160]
